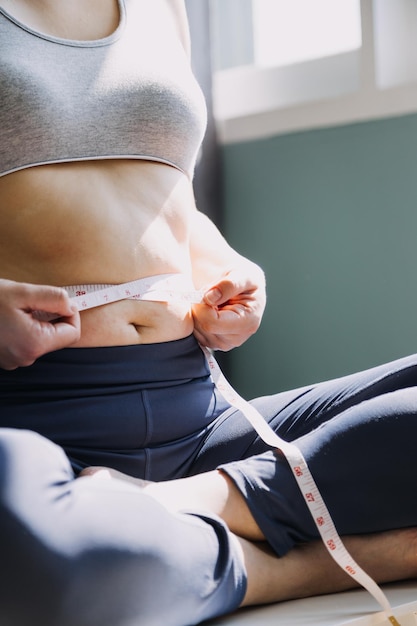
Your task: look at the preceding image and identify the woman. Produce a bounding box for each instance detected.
[0,1,416,625]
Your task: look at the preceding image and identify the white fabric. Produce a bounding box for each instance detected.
[205,581,417,626]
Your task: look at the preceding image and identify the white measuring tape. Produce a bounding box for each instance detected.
[65,273,401,626]
[64,273,205,310]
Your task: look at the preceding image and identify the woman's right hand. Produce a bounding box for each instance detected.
[0,279,81,369]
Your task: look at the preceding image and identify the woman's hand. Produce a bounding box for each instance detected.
[0,279,81,369]
[192,265,266,351]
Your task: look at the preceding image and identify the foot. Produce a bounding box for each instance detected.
[79,466,152,489]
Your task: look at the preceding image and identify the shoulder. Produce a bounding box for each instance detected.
[164,0,191,57]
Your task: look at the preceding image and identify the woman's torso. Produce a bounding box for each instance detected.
[0,160,198,346]
[0,0,207,348]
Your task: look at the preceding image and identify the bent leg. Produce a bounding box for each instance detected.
[0,429,246,626]
[79,355,417,610]
[119,380,417,556]
[221,386,417,555]
[192,352,417,472]
[83,467,417,608]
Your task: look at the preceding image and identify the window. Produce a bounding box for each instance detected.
[373,0,417,88]
[252,0,361,68]
[210,0,361,70]
[210,0,417,144]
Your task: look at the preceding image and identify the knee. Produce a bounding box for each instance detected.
[0,431,243,625]
[0,427,71,471]
[0,429,74,625]
[0,428,73,529]
[0,427,72,498]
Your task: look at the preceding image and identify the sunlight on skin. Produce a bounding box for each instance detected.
[80,465,417,608]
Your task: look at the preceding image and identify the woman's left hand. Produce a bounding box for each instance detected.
[192,267,266,351]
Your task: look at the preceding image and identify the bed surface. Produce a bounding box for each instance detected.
[204,580,417,626]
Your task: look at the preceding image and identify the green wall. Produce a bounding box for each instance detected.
[221,112,417,398]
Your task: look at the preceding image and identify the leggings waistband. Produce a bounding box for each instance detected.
[0,335,209,388]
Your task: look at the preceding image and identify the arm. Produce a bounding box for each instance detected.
[190,210,266,351]
[0,279,81,370]
[165,0,191,57]
[168,4,265,350]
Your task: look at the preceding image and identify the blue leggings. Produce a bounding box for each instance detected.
[1,337,417,625]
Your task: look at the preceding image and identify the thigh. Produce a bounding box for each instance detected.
[191,353,417,474]
[0,338,229,480]
[0,429,245,626]
[221,385,417,556]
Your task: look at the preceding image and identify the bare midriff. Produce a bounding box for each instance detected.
[0,159,197,346]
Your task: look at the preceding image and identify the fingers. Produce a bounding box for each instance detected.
[15,282,77,318]
[203,271,259,308]
[40,311,81,349]
[193,267,266,351]
[0,280,81,369]
[22,283,81,356]
[192,303,259,351]
[1,315,81,370]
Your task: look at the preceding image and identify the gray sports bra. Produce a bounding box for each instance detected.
[0,0,207,179]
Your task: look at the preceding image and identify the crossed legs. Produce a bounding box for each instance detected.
[82,464,417,608]
[0,426,416,626]
[82,379,417,608]
[4,350,417,623]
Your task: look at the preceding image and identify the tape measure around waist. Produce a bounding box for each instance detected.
[64,274,400,626]
[64,273,205,309]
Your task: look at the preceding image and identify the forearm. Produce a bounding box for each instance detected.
[190,210,267,350]
[189,209,265,289]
